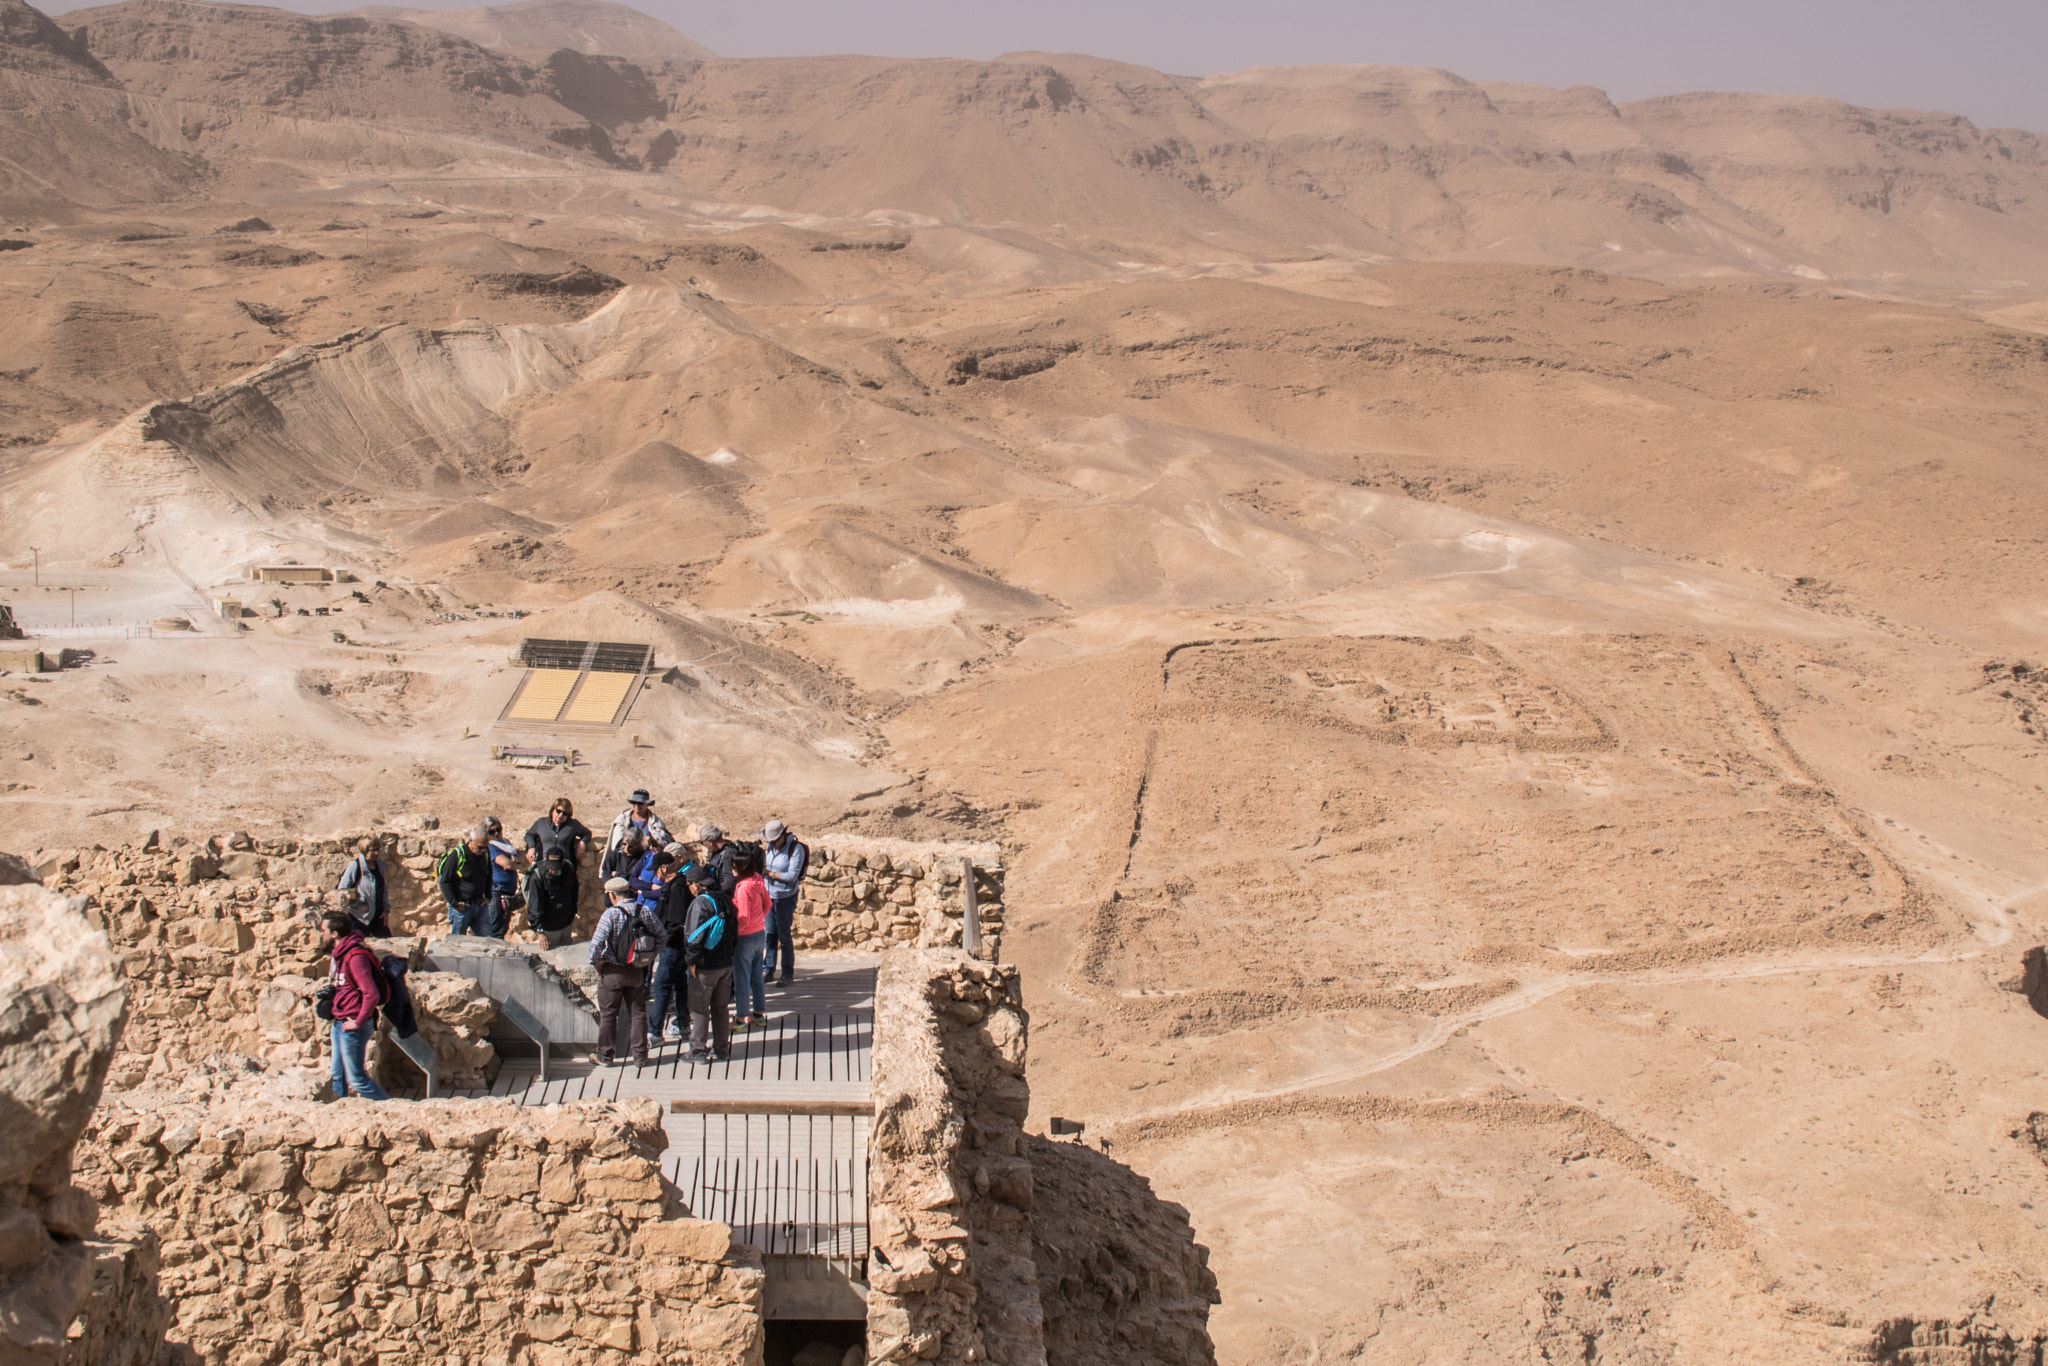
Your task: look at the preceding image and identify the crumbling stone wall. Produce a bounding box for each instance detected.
[34,821,611,943]
[71,1093,765,1366]
[35,828,1007,962]
[0,882,175,1365]
[1024,1138,1219,1366]
[31,842,495,1093]
[868,951,1044,1366]
[798,837,1005,960]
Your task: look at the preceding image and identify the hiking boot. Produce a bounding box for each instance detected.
[775,975,794,987]
[587,1052,612,1067]
[663,1024,683,1041]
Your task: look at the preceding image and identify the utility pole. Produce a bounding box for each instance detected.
[28,547,37,587]
[68,587,76,626]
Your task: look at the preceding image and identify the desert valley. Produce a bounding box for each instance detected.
[2,0,2048,1360]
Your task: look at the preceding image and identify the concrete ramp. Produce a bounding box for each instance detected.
[425,936,600,1046]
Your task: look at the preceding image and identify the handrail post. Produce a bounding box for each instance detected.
[961,857,980,959]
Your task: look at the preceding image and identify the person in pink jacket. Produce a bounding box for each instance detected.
[730,851,771,1031]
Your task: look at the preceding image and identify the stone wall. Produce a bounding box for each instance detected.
[33,828,1008,962]
[0,881,175,1365]
[797,837,1005,959]
[70,1092,765,1366]
[30,841,499,1094]
[1024,1139,1219,1366]
[867,952,1044,1366]
[32,822,612,945]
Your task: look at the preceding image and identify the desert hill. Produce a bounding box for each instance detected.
[346,0,714,62]
[8,0,2044,289]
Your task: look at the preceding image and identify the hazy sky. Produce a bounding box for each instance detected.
[345,0,2048,133]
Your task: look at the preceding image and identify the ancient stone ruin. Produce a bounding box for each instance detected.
[5,835,1214,1365]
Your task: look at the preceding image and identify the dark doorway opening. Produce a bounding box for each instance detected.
[765,1318,865,1366]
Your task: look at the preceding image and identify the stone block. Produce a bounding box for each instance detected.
[467,1207,549,1253]
[0,1204,49,1273]
[237,1149,297,1195]
[196,920,255,953]
[480,1158,539,1199]
[581,1157,662,1203]
[634,1218,732,1263]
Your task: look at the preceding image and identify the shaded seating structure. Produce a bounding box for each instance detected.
[496,638,653,730]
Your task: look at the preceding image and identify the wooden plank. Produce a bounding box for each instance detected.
[671,1087,871,1115]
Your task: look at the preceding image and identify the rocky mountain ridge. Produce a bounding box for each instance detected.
[2,0,2041,288]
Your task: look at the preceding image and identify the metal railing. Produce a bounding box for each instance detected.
[390,1030,441,1098]
[496,994,552,1084]
[666,1112,869,1281]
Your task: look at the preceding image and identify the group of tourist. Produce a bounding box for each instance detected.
[328,789,810,1097]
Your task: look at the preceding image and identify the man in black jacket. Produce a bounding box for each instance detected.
[524,798,592,947]
[681,862,736,1063]
[647,850,692,1047]
[436,826,495,936]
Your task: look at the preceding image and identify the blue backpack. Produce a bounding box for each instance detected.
[685,892,727,948]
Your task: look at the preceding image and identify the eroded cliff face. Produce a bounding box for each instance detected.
[0,880,174,1365]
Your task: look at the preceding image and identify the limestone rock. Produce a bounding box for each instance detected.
[0,884,127,1187]
[0,884,132,1364]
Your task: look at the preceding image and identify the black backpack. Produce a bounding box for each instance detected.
[324,943,418,1039]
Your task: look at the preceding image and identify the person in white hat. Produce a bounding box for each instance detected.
[758,819,808,987]
[606,788,670,866]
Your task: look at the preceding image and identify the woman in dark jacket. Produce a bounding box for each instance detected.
[524,797,591,947]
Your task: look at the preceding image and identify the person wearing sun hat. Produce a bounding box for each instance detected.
[605,788,670,865]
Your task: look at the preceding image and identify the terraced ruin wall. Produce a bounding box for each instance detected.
[867,952,1218,1366]
[34,827,1006,958]
[70,1093,762,1366]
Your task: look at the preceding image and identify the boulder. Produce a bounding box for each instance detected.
[0,883,130,1363]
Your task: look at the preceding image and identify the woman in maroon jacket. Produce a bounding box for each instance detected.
[321,911,390,1102]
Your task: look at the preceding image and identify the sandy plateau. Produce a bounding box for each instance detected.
[3,0,2048,1358]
